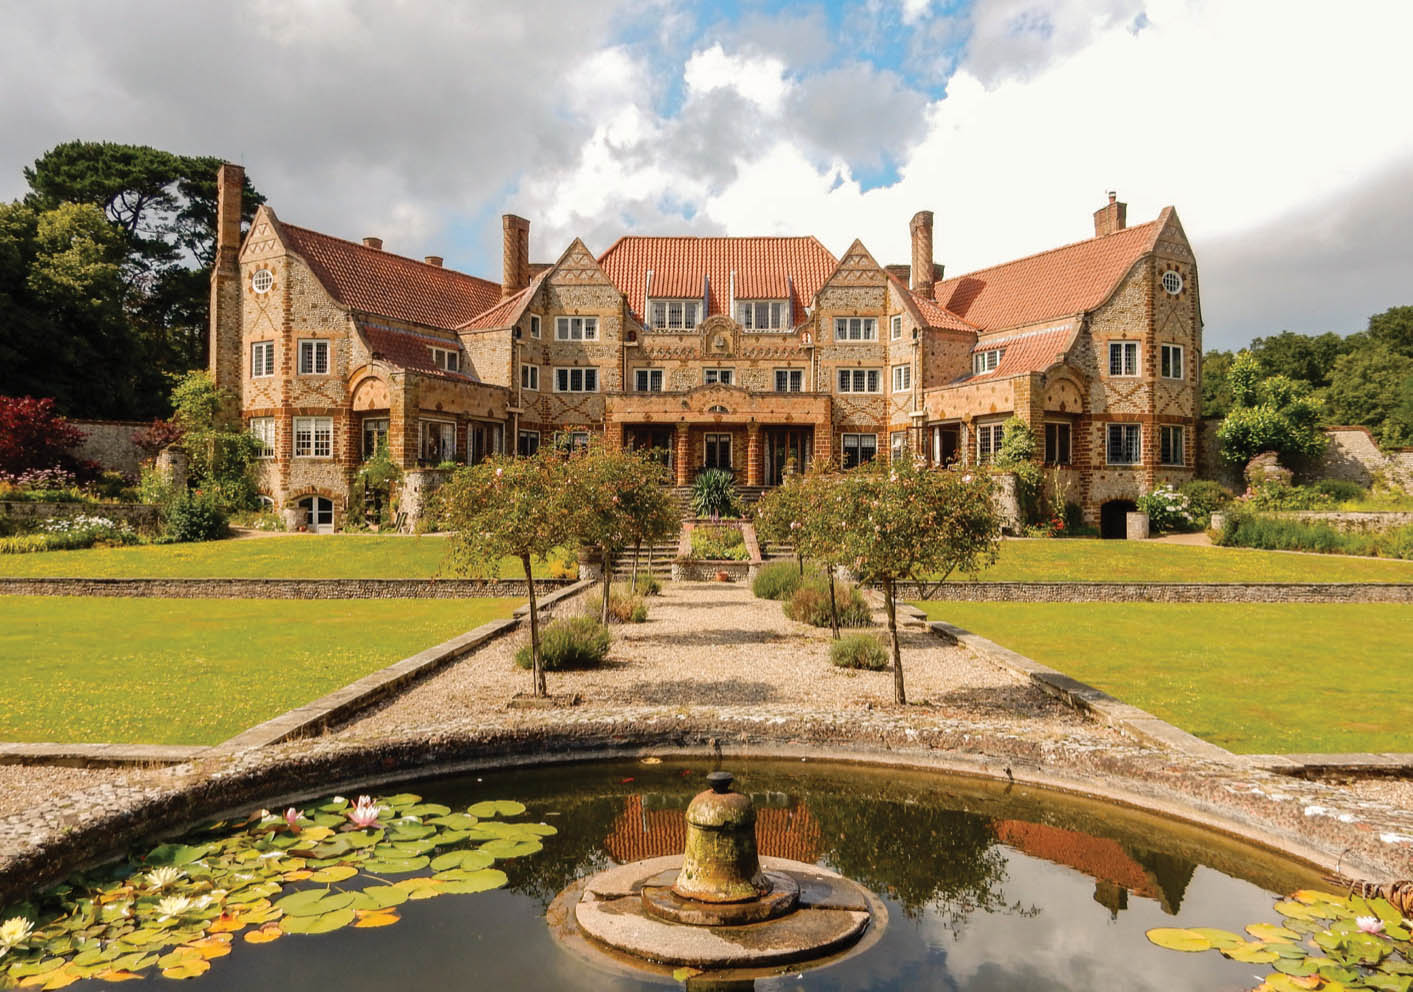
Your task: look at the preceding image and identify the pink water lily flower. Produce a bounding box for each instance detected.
[283,808,301,830]
[346,795,382,829]
[1356,916,1385,934]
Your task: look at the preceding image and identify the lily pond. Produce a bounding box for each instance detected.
[0,759,1356,990]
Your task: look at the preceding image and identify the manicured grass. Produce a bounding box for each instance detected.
[912,601,1413,754]
[0,596,519,745]
[0,535,571,579]
[938,538,1413,583]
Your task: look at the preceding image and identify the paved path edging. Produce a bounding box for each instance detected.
[893,580,1413,602]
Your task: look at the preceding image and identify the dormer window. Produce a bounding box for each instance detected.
[973,348,1002,375]
[430,346,459,372]
[738,300,787,331]
[650,300,700,330]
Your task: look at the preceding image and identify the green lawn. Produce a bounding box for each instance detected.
[0,535,570,579]
[912,601,1413,754]
[0,596,518,745]
[938,538,1413,583]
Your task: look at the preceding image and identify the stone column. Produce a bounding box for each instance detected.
[746,424,762,486]
[675,424,691,486]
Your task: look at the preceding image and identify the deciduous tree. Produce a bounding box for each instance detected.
[1216,352,1327,468]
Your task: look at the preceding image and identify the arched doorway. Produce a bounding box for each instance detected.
[1100,499,1137,540]
[298,496,335,534]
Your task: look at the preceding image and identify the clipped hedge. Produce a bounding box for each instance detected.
[514,615,612,670]
[830,633,889,670]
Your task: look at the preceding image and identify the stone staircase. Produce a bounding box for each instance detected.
[610,538,680,581]
[669,485,770,521]
[759,540,797,561]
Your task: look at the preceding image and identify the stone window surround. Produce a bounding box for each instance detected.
[517,430,540,456]
[834,316,878,342]
[837,368,882,394]
[1160,424,1185,466]
[1108,340,1140,377]
[891,363,911,393]
[554,366,599,392]
[555,316,598,341]
[975,420,1005,464]
[297,338,330,376]
[774,368,804,392]
[737,300,787,332]
[890,314,903,340]
[293,416,334,459]
[703,432,732,468]
[1107,422,1142,465]
[1044,420,1072,466]
[704,367,733,385]
[251,340,275,378]
[841,432,878,468]
[633,367,665,392]
[520,364,539,391]
[430,346,460,372]
[1160,343,1185,380]
[248,417,275,459]
[529,314,541,339]
[649,299,701,331]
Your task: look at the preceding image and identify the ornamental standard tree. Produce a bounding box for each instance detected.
[835,457,1001,705]
[440,450,573,697]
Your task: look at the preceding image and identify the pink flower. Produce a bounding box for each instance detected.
[283,808,300,830]
[495,467,503,478]
[1356,916,1385,934]
[346,795,382,829]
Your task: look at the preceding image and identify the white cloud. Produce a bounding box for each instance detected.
[683,44,793,115]
[900,0,933,26]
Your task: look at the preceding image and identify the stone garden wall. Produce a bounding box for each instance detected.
[70,420,148,477]
[0,577,576,599]
[1274,511,1413,532]
[0,501,161,531]
[892,580,1413,603]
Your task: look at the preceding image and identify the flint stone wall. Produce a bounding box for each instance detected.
[891,581,1413,603]
[0,577,576,599]
[0,501,161,531]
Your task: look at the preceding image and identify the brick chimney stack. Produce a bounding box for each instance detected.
[362,236,383,250]
[502,214,530,298]
[424,255,443,267]
[209,163,245,407]
[909,210,934,297]
[1093,191,1127,237]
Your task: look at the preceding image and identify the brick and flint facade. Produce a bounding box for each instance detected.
[209,164,1201,530]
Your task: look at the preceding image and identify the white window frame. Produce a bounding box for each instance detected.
[649,299,701,331]
[834,316,877,342]
[634,368,664,392]
[836,368,881,394]
[1160,425,1185,466]
[529,314,541,339]
[555,316,599,341]
[249,417,275,459]
[774,368,803,393]
[429,346,459,372]
[251,269,274,294]
[1108,340,1140,377]
[520,364,539,391]
[973,349,1002,375]
[297,339,330,375]
[737,300,787,331]
[1161,270,1184,295]
[890,315,903,340]
[517,430,540,456]
[1160,343,1184,380]
[890,430,907,461]
[420,419,457,463]
[841,433,877,468]
[251,341,274,378]
[362,417,389,459]
[1106,423,1142,465]
[891,363,911,393]
[1044,421,1072,466]
[553,367,598,393]
[704,368,733,386]
[975,422,1004,464]
[293,416,333,459]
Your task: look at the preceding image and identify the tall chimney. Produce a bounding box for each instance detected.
[909,210,934,297]
[502,214,530,298]
[1093,191,1127,237]
[209,163,245,408]
[362,236,383,250]
[424,255,443,267]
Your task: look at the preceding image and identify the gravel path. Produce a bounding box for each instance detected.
[0,764,153,819]
[343,580,1085,737]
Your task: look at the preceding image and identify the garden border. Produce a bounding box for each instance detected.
[0,577,578,598]
[892,580,1413,602]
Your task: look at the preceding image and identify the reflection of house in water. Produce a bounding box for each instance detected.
[993,820,1195,917]
[603,794,821,864]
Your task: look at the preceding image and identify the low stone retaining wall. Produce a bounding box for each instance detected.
[671,560,753,582]
[0,577,578,599]
[0,501,161,531]
[892,580,1413,603]
[1276,511,1413,531]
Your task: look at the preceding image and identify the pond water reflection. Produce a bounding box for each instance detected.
[22,759,1324,990]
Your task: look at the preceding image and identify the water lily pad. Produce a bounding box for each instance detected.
[348,886,408,910]
[1191,928,1244,948]
[309,865,358,883]
[430,850,496,872]
[468,800,526,818]
[1223,942,1280,964]
[144,844,209,868]
[437,869,507,895]
[427,814,478,829]
[280,907,356,935]
[401,804,451,818]
[159,958,210,980]
[479,838,542,859]
[1145,928,1211,952]
[381,794,422,808]
[1246,923,1299,942]
[243,925,282,944]
[353,911,400,928]
[360,856,430,875]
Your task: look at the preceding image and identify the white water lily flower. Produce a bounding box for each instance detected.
[145,866,185,890]
[156,895,194,919]
[1356,915,1385,935]
[0,917,33,948]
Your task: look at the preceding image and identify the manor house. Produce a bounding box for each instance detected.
[209,164,1201,534]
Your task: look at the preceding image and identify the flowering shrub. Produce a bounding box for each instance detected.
[1136,485,1197,532]
[689,523,748,560]
[0,514,138,554]
[162,491,228,543]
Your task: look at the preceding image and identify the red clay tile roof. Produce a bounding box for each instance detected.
[602,794,822,865]
[281,222,501,331]
[993,820,1160,901]
[597,236,839,327]
[962,325,1075,383]
[458,272,547,331]
[360,324,479,382]
[933,215,1165,332]
[909,289,977,332]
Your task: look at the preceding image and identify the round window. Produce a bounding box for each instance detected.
[1161,270,1183,295]
[252,269,274,294]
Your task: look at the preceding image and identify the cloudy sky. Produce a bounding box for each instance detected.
[1,0,1408,350]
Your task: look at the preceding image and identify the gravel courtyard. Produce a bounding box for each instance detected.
[342,580,1088,738]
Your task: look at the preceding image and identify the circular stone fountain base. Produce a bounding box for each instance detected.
[551,855,887,977]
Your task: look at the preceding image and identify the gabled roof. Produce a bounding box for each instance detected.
[933,213,1167,332]
[458,272,548,331]
[960,324,1076,384]
[280,223,501,331]
[909,289,977,333]
[359,324,481,383]
[597,236,838,327]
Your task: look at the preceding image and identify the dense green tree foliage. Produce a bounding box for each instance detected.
[0,141,264,417]
[1215,352,1327,467]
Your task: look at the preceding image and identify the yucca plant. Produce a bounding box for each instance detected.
[690,468,740,518]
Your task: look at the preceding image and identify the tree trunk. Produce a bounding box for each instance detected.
[631,539,641,588]
[600,545,613,625]
[884,577,905,705]
[826,567,840,640]
[797,552,804,577]
[523,553,545,697]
